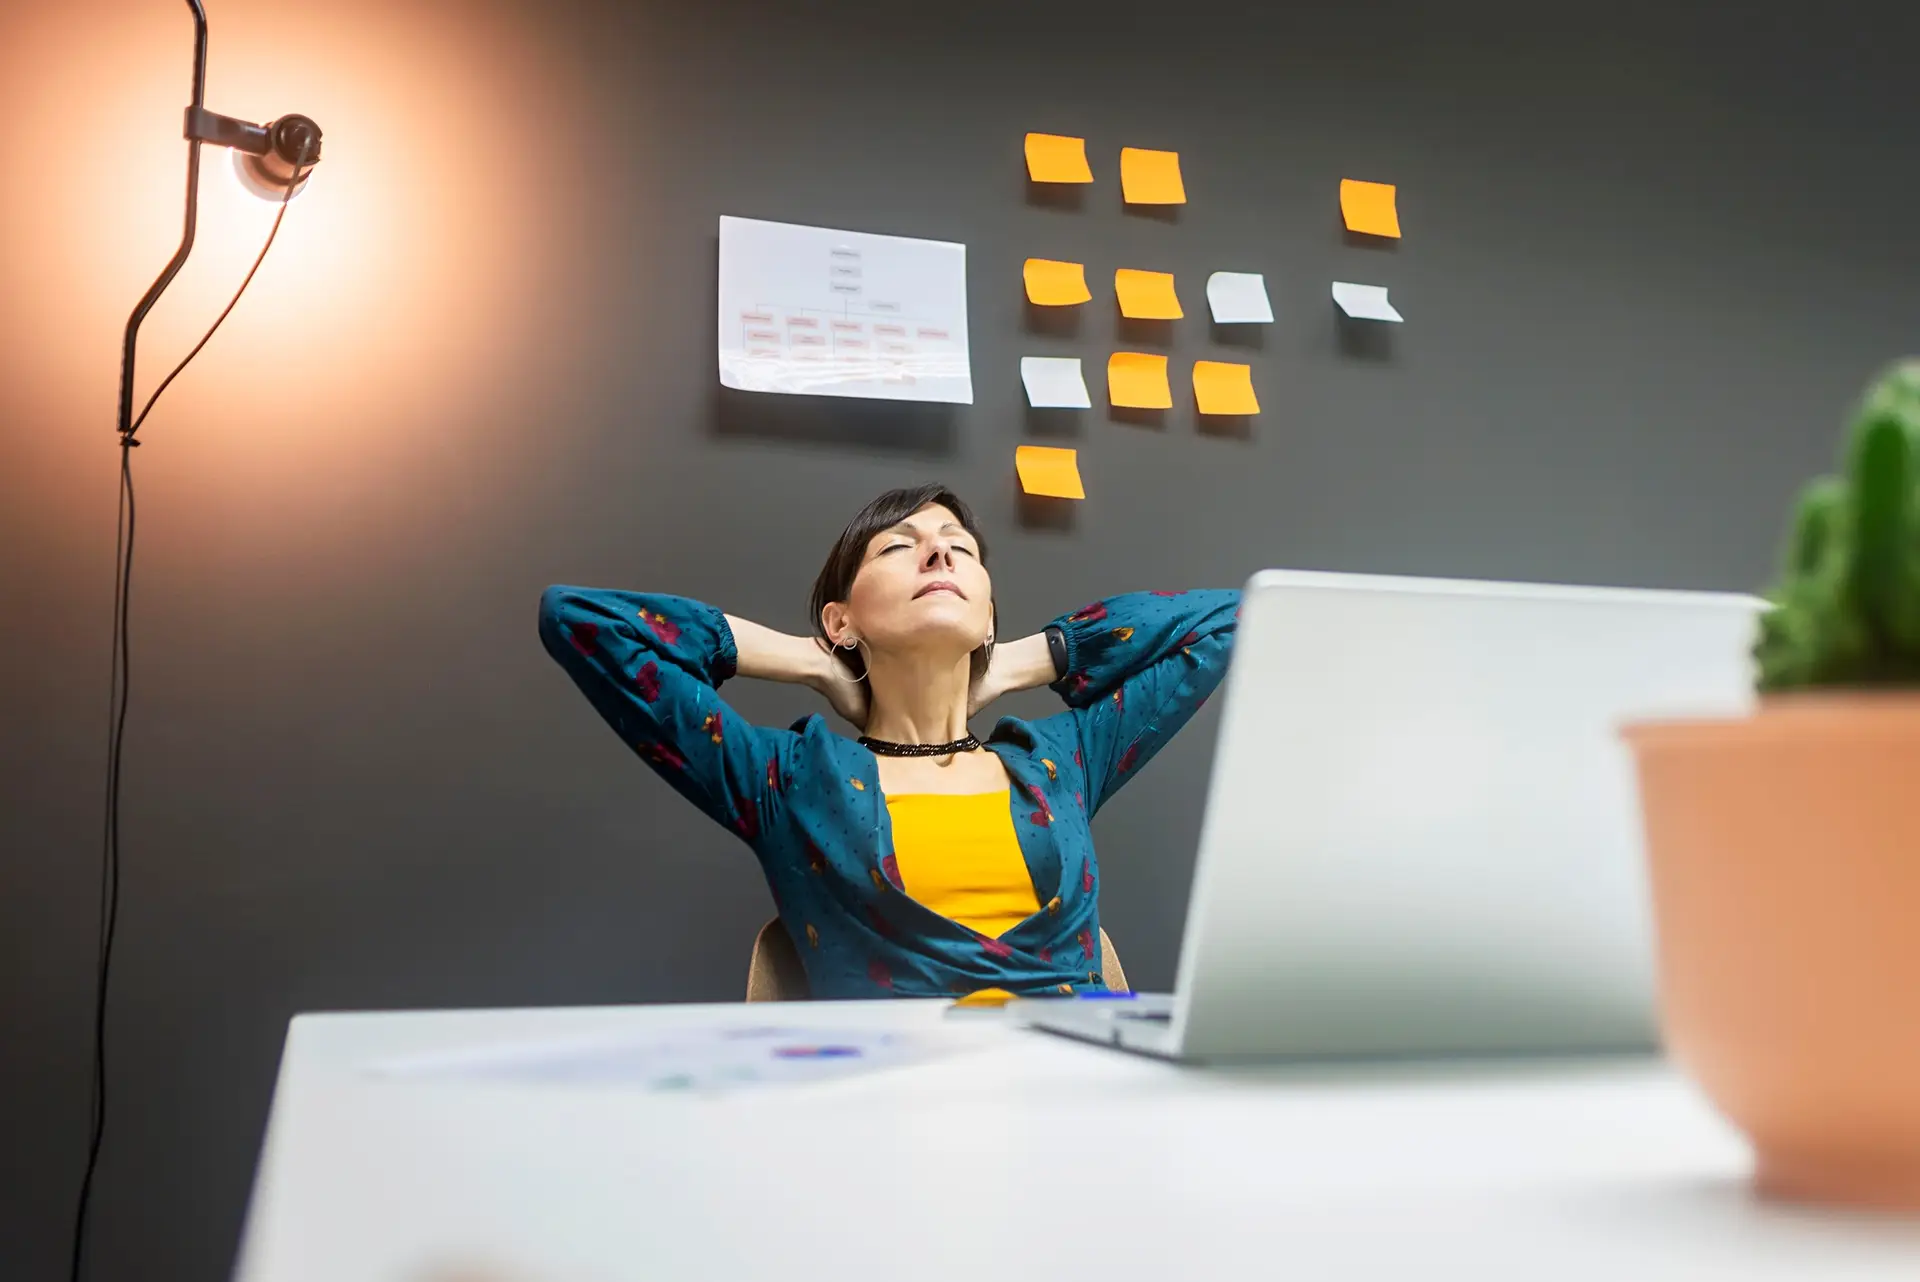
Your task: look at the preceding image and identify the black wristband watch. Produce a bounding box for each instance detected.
[1044,624,1068,680]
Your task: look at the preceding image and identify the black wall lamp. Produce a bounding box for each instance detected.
[78,5,326,1281]
[117,0,324,445]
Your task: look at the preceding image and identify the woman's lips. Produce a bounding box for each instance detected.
[915,581,964,599]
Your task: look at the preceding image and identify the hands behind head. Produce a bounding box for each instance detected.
[966,654,1005,721]
[810,637,870,731]
[809,637,1007,731]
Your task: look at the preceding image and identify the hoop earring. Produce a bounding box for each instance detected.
[840,636,870,683]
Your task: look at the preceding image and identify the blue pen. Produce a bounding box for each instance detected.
[1076,991,1138,1000]
[772,1045,862,1058]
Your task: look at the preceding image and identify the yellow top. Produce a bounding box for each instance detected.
[885,791,1040,939]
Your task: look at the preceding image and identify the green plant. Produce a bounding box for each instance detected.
[1756,361,1920,691]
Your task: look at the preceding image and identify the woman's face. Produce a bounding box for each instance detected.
[826,503,993,660]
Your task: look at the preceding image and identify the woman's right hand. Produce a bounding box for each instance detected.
[809,639,869,730]
[727,614,868,728]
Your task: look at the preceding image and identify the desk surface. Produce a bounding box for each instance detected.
[235,1001,1920,1282]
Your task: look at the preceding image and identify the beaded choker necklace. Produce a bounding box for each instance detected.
[859,734,982,758]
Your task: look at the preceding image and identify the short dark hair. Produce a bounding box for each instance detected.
[809,484,995,682]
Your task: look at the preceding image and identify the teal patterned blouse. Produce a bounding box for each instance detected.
[538,585,1240,999]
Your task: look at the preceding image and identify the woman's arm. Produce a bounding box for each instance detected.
[540,587,816,845]
[726,614,867,729]
[1041,589,1241,815]
[968,632,1057,716]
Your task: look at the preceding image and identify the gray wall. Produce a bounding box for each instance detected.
[5,0,1919,1276]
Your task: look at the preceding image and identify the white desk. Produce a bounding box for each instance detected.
[235,1001,1920,1282]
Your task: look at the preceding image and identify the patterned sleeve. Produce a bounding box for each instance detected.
[538,585,789,846]
[1042,589,1240,816]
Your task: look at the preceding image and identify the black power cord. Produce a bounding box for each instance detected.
[70,143,312,1282]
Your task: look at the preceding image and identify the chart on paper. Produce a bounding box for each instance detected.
[717,215,973,404]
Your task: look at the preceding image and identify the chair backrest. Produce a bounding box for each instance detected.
[745,920,1129,1001]
[1098,929,1129,994]
[745,918,811,1002]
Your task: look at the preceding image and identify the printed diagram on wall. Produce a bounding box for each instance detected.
[717,215,973,404]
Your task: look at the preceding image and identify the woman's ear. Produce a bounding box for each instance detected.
[820,601,852,647]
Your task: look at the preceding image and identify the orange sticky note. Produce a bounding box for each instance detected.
[1340,179,1401,238]
[1192,360,1260,415]
[1120,147,1186,205]
[1113,269,1183,320]
[1015,445,1086,499]
[1024,258,1091,306]
[1107,352,1172,409]
[1025,133,1093,184]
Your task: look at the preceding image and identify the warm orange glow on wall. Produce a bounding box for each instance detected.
[0,0,601,580]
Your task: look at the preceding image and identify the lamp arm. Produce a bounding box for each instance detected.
[115,0,210,443]
[185,106,273,155]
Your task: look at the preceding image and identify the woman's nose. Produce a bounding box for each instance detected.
[922,541,951,570]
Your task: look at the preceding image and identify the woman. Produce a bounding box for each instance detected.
[538,484,1238,999]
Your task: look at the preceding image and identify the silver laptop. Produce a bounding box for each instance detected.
[1018,569,1764,1062]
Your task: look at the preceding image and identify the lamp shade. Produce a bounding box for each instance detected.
[233,114,323,201]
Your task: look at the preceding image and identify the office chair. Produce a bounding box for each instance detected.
[745,920,1129,1000]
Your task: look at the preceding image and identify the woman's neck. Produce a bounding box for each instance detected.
[862,651,972,745]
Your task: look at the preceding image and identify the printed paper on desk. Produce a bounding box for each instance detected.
[1120,147,1186,204]
[1340,179,1401,238]
[718,215,972,403]
[1206,272,1273,324]
[1114,269,1183,320]
[1025,133,1094,183]
[1108,351,1172,409]
[1024,258,1091,306]
[368,1025,968,1093]
[1015,445,1086,499]
[1331,281,1404,322]
[1192,360,1260,415]
[1021,356,1091,408]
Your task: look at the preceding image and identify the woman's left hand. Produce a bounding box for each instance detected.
[810,639,871,730]
[966,660,1005,719]
[968,632,1055,717]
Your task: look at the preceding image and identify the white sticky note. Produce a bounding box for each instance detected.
[1206,272,1273,324]
[1020,356,1091,409]
[1331,281,1403,322]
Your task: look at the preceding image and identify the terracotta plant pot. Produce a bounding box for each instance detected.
[1624,694,1920,1211]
